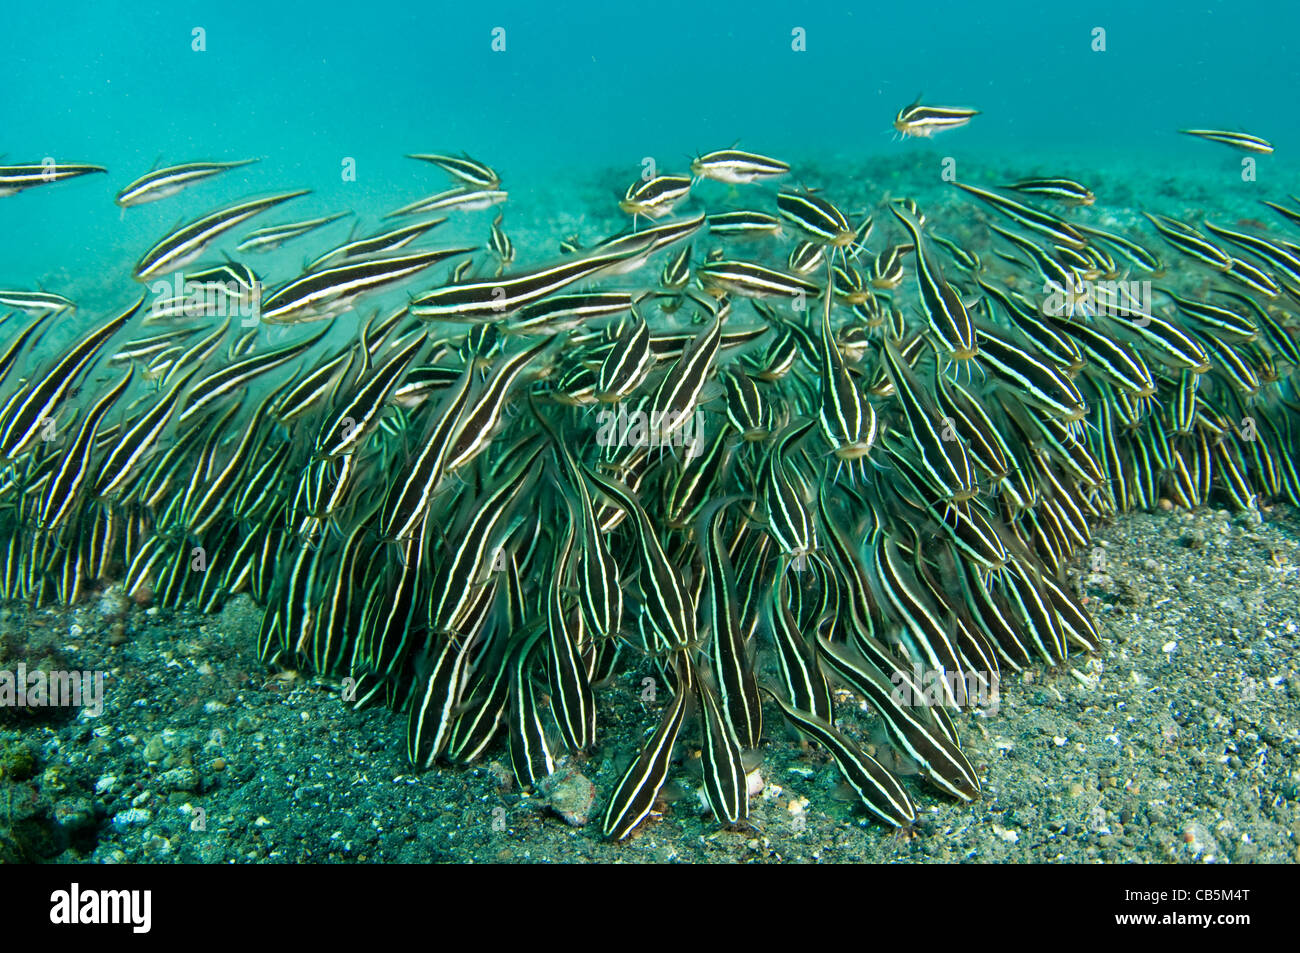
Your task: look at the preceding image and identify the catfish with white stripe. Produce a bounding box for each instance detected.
[832,264,873,305]
[870,532,967,709]
[182,392,282,536]
[487,212,515,275]
[976,276,1084,374]
[870,244,910,288]
[603,676,688,840]
[0,297,138,462]
[1103,305,1210,375]
[407,623,488,768]
[1051,314,1156,398]
[428,442,543,636]
[645,312,720,446]
[0,290,75,316]
[157,318,231,390]
[1074,223,1162,272]
[545,515,597,751]
[1142,213,1232,270]
[134,190,309,280]
[236,211,349,253]
[442,336,554,475]
[1004,177,1095,205]
[1261,197,1300,228]
[1156,288,1257,342]
[411,251,628,321]
[758,419,819,560]
[1223,288,1300,366]
[381,365,476,542]
[620,175,692,220]
[596,311,655,402]
[998,555,1067,664]
[35,368,133,533]
[308,218,447,270]
[1179,129,1274,154]
[262,248,470,324]
[986,222,1081,307]
[505,624,557,787]
[1201,220,1300,284]
[891,203,978,363]
[317,331,426,458]
[0,312,53,390]
[583,465,696,654]
[762,687,915,827]
[355,530,426,676]
[816,271,877,469]
[691,148,789,184]
[706,210,783,238]
[697,260,820,300]
[407,152,501,189]
[721,367,771,441]
[951,181,1087,250]
[781,246,821,284]
[696,666,748,824]
[817,635,980,802]
[975,324,1088,425]
[650,320,765,360]
[880,338,977,502]
[94,366,195,499]
[506,292,636,335]
[665,427,732,529]
[777,190,855,248]
[592,213,706,271]
[533,401,625,646]
[894,101,978,137]
[767,565,833,721]
[445,581,517,763]
[386,187,507,218]
[177,323,331,426]
[1197,331,1261,397]
[116,158,258,207]
[660,243,692,290]
[272,349,356,424]
[696,500,762,748]
[0,162,106,196]
[1222,256,1281,297]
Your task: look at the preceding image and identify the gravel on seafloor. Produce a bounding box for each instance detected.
[2,502,1297,864]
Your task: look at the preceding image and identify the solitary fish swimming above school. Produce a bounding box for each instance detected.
[894,101,979,137]
[1179,128,1275,154]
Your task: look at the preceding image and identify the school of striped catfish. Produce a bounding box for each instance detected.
[2,110,1299,839]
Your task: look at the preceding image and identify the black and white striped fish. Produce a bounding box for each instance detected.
[116,159,258,207]
[0,162,106,196]
[1179,129,1274,154]
[261,248,470,324]
[133,190,309,281]
[691,148,789,184]
[894,101,978,138]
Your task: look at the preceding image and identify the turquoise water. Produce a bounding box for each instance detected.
[3,0,1298,301]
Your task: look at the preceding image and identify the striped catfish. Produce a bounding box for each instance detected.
[762,687,915,828]
[116,159,258,207]
[0,297,139,462]
[891,204,978,363]
[134,191,309,280]
[603,674,689,840]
